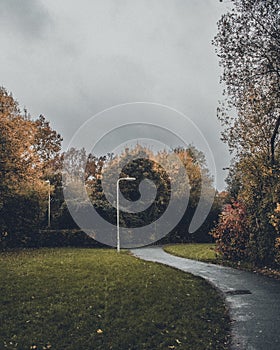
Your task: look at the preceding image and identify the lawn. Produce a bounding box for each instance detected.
[164,244,219,263]
[0,248,230,350]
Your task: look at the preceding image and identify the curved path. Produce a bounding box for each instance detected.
[131,247,280,350]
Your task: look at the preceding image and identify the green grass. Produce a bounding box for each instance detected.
[0,248,230,350]
[164,244,219,263]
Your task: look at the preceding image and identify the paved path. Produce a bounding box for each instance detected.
[131,247,280,350]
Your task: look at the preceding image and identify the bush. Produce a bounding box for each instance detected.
[0,193,42,249]
[0,228,107,250]
[37,229,107,248]
[210,201,250,261]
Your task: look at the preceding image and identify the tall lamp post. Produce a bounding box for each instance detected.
[45,180,51,228]
[117,177,136,253]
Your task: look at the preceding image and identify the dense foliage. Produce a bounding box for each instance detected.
[212,0,280,266]
[63,144,220,244]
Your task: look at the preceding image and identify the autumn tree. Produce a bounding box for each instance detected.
[0,88,41,246]
[215,0,280,162]
[213,0,280,265]
[0,88,41,197]
[33,115,63,226]
[0,87,62,247]
[74,146,167,233]
[82,144,217,243]
[34,115,63,175]
[55,148,111,230]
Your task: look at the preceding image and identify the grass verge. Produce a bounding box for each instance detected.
[0,248,231,350]
[164,244,218,263]
[164,244,280,280]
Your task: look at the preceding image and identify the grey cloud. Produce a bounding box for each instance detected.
[0,0,232,190]
[0,0,52,39]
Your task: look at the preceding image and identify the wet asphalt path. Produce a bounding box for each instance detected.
[131,247,280,350]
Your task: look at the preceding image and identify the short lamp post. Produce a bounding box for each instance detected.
[116,177,136,253]
[45,180,51,228]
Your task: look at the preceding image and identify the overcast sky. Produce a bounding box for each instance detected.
[0,0,232,190]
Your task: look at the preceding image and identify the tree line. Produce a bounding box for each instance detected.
[0,87,221,249]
